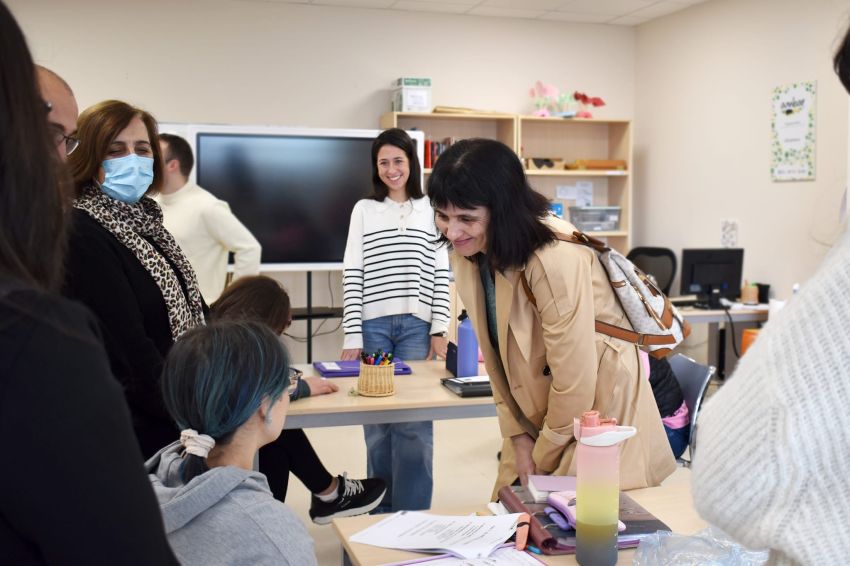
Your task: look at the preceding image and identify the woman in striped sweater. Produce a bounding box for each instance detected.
[341,128,451,513]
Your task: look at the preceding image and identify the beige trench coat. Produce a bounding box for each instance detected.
[451,218,676,499]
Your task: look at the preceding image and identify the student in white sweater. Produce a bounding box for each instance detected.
[341,128,450,512]
[155,134,261,303]
[691,29,850,564]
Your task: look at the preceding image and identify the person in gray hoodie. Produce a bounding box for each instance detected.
[147,320,318,566]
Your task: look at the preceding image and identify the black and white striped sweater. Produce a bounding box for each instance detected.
[342,197,450,349]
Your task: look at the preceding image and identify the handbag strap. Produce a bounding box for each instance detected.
[519,235,675,347]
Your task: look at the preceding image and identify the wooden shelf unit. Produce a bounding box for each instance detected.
[380,112,633,253]
[379,112,517,153]
[518,117,632,253]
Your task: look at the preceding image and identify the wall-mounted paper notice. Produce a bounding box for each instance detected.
[771,81,816,181]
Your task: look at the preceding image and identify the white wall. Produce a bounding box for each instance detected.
[11,0,635,127]
[634,0,850,300]
[9,0,635,362]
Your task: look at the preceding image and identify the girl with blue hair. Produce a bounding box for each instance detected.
[146,320,317,566]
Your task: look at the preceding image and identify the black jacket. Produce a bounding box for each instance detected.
[648,356,685,418]
[63,209,192,458]
[0,280,178,565]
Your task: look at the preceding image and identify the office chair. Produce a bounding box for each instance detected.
[626,247,677,295]
[668,353,715,467]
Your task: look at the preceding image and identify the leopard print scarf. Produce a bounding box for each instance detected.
[75,185,205,340]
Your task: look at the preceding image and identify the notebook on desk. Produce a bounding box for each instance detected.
[312,360,412,377]
[497,485,670,555]
[440,376,492,398]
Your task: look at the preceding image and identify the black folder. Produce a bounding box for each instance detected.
[440,376,492,397]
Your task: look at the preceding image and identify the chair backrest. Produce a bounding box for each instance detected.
[668,353,715,458]
[625,247,677,295]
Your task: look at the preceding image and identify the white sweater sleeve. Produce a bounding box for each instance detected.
[202,200,261,281]
[342,202,365,350]
[429,241,451,335]
[691,234,850,565]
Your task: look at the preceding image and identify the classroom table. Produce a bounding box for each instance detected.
[332,467,704,566]
[285,361,495,429]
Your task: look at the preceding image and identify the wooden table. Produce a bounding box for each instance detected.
[285,361,496,429]
[333,467,704,565]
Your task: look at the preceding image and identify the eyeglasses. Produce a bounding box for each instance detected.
[44,100,80,155]
[51,126,79,155]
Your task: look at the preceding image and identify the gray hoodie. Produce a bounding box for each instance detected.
[147,442,317,566]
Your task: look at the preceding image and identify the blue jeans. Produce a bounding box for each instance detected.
[363,314,433,513]
[665,424,690,460]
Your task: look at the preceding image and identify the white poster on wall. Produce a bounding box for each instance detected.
[771,81,816,181]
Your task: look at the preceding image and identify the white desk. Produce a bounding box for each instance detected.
[285,361,495,429]
[680,307,768,377]
[333,467,704,566]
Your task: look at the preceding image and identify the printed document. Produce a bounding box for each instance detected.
[349,511,521,559]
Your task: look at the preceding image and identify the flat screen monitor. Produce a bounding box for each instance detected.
[159,124,424,270]
[680,248,744,308]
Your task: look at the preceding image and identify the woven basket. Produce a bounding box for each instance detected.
[357,362,395,397]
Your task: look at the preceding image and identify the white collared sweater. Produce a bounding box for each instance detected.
[691,230,850,566]
[342,197,450,350]
[155,183,261,303]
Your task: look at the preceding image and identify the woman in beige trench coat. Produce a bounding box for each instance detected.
[428,139,676,499]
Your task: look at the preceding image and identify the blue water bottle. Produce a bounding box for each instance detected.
[457,310,479,377]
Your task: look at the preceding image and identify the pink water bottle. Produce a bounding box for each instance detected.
[574,411,637,566]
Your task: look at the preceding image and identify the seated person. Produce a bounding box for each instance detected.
[147,320,317,565]
[640,352,690,459]
[210,275,386,523]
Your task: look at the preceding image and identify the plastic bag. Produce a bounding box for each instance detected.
[633,527,769,566]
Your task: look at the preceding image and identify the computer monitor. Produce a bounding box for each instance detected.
[680,248,744,308]
[157,123,424,271]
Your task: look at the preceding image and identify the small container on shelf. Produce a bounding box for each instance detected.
[569,206,621,232]
[391,77,432,113]
[525,157,565,170]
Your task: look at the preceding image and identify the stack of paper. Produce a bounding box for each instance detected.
[384,544,545,565]
[349,511,522,559]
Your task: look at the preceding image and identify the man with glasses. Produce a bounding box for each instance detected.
[36,65,78,161]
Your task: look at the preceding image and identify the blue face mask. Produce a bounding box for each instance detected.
[100,154,154,204]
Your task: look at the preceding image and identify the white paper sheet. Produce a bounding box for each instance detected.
[349,511,521,559]
[389,545,544,565]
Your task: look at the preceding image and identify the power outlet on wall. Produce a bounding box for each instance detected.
[721,219,738,247]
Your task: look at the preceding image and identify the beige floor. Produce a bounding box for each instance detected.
[284,417,503,565]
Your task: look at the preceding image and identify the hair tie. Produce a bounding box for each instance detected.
[180,429,216,458]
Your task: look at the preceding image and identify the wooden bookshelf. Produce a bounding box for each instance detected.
[380,112,633,253]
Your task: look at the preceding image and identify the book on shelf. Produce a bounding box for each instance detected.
[497,484,670,555]
[431,105,514,115]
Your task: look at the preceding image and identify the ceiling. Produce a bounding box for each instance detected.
[236,0,709,26]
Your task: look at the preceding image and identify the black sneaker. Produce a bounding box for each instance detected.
[308,473,387,525]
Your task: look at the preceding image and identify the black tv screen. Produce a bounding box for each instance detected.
[195,133,374,265]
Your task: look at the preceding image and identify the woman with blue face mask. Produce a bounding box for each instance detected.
[64,100,206,459]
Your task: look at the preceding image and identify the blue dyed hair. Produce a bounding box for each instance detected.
[161,320,290,482]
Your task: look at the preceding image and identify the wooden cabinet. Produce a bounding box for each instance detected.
[380,112,632,253]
